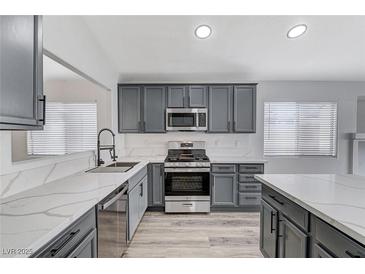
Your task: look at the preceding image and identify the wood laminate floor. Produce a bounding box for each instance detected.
[123,211,263,258]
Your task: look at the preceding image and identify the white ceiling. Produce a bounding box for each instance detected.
[82,16,365,82]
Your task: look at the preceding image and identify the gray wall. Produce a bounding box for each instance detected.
[357,98,365,133]
[119,81,365,174]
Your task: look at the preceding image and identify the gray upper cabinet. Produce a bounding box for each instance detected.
[148,163,164,207]
[0,16,45,130]
[118,86,142,133]
[118,83,257,134]
[211,173,237,206]
[167,86,186,108]
[188,85,208,107]
[233,85,256,133]
[208,86,233,133]
[143,86,166,133]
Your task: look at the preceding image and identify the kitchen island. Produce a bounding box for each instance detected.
[255,174,365,258]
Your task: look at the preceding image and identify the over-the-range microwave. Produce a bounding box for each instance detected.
[166,108,208,131]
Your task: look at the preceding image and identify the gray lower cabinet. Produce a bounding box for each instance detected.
[261,185,365,258]
[208,86,233,133]
[33,208,97,258]
[211,163,264,210]
[211,173,237,206]
[143,86,166,132]
[278,214,308,258]
[118,86,142,132]
[233,85,256,133]
[128,183,141,241]
[188,86,208,107]
[148,163,164,207]
[0,15,45,130]
[312,243,334,258]
[167,86,186,107]
[261,186,309,258]
[128,169,148,241]
[311,215,365,258]
[260,199,278,258]
[67,229,97,258]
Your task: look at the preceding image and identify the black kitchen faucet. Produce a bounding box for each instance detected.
[97,128,117,166]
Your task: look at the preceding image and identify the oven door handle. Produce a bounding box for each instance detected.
[164,167,210,173]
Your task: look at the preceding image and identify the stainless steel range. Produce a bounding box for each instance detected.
[164,141,210,213]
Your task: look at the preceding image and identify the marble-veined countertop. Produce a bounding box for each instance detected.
[0,160,149,258]
[255,174,365,246]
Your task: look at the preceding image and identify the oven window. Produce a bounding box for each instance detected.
[165,172,210,196]
[168,113,196,127]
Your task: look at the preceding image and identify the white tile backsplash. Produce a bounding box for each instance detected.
[121,132,259,158]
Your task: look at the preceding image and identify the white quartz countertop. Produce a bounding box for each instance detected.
[209,156,267,164]
[0,160,149,258]
[255,174,365,246]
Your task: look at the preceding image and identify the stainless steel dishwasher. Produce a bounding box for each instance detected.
[97,182,128,258]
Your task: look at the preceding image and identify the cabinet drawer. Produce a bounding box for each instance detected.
[238,174,256,183]
[262,186,309,232]
[211,164,236,173]
[129,165,148,190]
[239,193,261,206]
[313,243,334,258]
[312,216,365,258]
[239,183,262,192]
[239,164,264,174]
[36,208,96,258]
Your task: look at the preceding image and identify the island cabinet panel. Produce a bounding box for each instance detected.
[278,214,308,258]
[148,163,164,207]
[260,199,278,258]
[260,185,309,258]
[311,215,365,258]
[260,184,365,258]
[33,208,97,258]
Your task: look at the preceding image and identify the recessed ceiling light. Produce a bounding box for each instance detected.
[195,25,212,39]
[287,24,307,39]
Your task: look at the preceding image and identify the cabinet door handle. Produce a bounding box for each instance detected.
[160,165,164,177]
[269,195,284,205]
[49,229,80,257]
[270,211,276,233]
[38,95,46,125]
[345,250,361,258]
[182,203,193,207]
[140,183,143,197]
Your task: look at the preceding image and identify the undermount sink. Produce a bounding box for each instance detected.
[86,162,139,173]
[106,162,139,168]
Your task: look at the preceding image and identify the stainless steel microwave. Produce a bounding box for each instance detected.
[166,108,208,131]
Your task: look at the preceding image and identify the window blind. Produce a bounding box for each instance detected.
[264,102,337,157]
[27,103,97,155]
